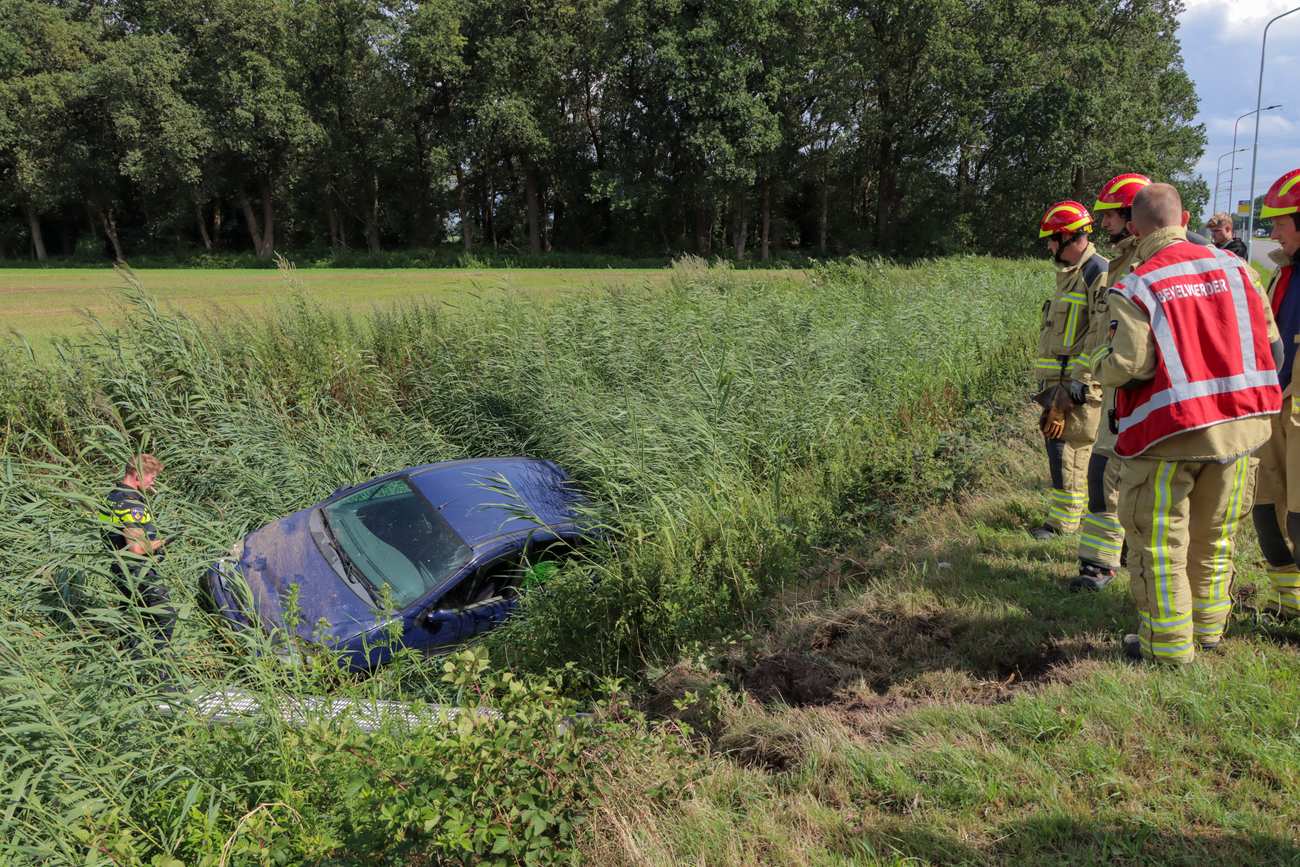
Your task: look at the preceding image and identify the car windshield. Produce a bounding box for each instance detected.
[320,477,472,608]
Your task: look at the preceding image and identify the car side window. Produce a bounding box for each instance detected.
[431,542,573,611]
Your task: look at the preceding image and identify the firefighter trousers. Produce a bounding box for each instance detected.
[1044,395,1101,532]
[1118,455,1256,664]
[1253,394,1300,615]
[1078,452,1124,568]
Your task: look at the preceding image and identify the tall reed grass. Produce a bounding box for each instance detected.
[0,256,1042,862]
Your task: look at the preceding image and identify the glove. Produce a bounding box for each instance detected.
[1067,379,1087,405]
[1034,384,1072,440]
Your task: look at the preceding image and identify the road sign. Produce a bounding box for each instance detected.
[1238,200,1251,215]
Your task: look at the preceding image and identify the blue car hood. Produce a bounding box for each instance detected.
[238,508,387,644]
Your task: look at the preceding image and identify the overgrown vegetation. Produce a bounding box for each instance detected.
[0,257,1043,861]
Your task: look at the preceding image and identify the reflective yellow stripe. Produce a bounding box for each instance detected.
[1079,533,1123,553]
[1140,635,1194,659]
[1207,458,1249,604]
[1139,610,1192,630]
[1151,461,1177,618]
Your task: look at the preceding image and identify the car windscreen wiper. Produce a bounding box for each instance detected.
[317,509,378,606]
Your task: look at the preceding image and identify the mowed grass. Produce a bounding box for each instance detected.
[0,265,804,341]
[587,415,1300,865]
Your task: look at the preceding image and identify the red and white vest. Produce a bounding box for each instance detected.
[1111,239,1281,457]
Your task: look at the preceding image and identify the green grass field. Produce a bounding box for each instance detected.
[0,265,804,341]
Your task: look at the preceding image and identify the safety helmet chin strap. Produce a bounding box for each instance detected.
[1053,232,1084,265]
[1107,208,1132,245]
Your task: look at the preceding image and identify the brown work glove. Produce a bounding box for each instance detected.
[1033,384,1072,440]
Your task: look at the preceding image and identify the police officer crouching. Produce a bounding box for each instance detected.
[99,454,178,650]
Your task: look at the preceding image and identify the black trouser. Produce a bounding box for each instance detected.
[112,567,177,649]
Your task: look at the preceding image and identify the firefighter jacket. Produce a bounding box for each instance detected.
[1264,247,1300,397]
[1080,235,1141,454]
[1034,243,1108,387]
[1098,226,1281,460]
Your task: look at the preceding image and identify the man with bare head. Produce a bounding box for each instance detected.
[1206,212,1248,259]
[1097,182,1282,663]
[99,453,177,650]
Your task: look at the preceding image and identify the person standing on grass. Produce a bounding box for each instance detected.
[1251,169,1300,619]
[1206,212,1249,260]
[1029,201,1108,541]
[98,453,178,649]
[1098,183,1282,663]
[1066,173,1151,592]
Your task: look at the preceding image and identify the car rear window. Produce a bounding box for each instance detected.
[322,478,472,608]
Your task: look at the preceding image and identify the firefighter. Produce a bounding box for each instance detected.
[1098,183,1282,663]
[1252,168,1300,619]
[1030,201,1108,540]
[1068,173,1151,591]
[99,453,178,650]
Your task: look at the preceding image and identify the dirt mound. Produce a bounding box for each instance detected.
[739,651,841,706]
[729,603,1088,714]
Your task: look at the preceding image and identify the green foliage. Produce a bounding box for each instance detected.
[0,257,1041,859]
[0,0,1203,262]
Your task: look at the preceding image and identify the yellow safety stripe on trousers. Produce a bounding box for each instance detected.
[1079,532,1123,553]
[1151,461,1178,618]
[1140,634,1194,660]
[1267,569,1300,612]
[1050,489,1085,502]
[1192,598,1233,613]
[1193,622,1227,635]
[1138,610,1192,630]
[1083,514,1122,532]
[1204,457,1250,607]
[1268,568,1300,588]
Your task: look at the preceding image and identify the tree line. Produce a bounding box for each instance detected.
[0,0,1206,263]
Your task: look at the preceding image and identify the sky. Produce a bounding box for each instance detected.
[1183,0,1300,222]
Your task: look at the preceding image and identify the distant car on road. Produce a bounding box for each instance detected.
[202,458,588,670]
[1257,228,1268,237]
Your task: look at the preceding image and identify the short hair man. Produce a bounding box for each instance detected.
[1251,168,1300,618]
[98,454,177,649]
[1206,212,1249,259]
[1098,184,1282,663]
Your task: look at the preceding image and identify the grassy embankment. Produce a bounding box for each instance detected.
[585,415,1300,865]
[0,255,1191,864]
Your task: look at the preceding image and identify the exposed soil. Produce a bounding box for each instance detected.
[728,603,1085,712]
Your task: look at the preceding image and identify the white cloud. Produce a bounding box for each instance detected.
[1182,0,1300,41]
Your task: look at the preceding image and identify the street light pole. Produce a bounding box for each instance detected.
[1215,150,1245,214]
[1230,104,1281,214]
[1248,8,1300,260]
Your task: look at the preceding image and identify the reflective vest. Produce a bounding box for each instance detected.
[1111,240,1281,458]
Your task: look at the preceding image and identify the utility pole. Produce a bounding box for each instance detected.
[1230,104,1281,217]
[1247,8,1300,260]
[1215,149,1245,215]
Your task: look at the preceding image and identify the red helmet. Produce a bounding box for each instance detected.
[1261,168,1300,220]
[1039,201,1093,239]
[1094,173,1151,212]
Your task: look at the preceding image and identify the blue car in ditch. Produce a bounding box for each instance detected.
[202,458,587,671]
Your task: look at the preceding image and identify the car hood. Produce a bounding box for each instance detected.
[238,508,389,645]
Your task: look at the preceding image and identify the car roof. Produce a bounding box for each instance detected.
[405,457,584,548]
